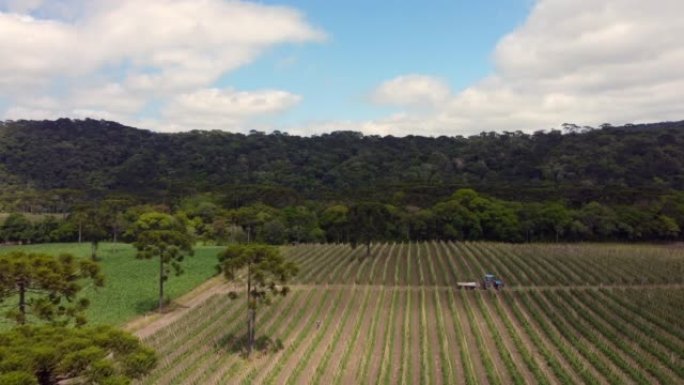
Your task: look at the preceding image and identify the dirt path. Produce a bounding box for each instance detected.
[126,276,232,339]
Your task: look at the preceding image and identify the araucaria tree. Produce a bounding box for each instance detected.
[0,252,104,325]
[0,324,156,385]
[131,212,193,312]
[347,202,391,258]
[217,244,298,356]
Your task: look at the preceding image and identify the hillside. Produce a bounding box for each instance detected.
[1,119,684,207]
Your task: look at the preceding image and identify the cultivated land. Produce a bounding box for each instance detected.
[0,242,222,327]
[134,242,684,385]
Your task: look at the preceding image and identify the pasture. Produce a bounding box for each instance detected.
[137,242,684,385]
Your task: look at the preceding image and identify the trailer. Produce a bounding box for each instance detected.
[456,282,479,290]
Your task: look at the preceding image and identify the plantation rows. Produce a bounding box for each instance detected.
[136,242,684,384]
[285,242,684,286]
[136,286,684,385]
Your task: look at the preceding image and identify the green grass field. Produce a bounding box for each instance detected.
[0,242,223,327]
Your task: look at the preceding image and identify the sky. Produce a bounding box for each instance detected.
[1,0,683,136]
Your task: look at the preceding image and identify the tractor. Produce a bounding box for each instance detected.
[481,273,504,290]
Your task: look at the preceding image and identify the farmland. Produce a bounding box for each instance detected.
[136,242,684,385]
[0,242,222,326]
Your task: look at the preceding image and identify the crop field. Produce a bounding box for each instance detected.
[0,242,222,326]
[137,241,684,385]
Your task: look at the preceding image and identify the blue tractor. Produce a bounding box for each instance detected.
[481,273,504,290]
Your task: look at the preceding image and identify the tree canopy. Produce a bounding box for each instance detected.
[217,244,298,356]
[0,324,156,385]
[0,252,104,325]
[130,212,193,312]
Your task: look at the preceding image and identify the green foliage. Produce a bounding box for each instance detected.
[0,243,220,328]
[130,212,193,312]
[0,251,103,325]
[0,324,156,385]
[347,202,391,256]
[1,214,33,243]
[217,243,298,355]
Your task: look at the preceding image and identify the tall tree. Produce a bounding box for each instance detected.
[0,324,156,385]
[347,202,391,257]
[0,252,104,325]
[131,212,193,312]
[81,206,109,261]
[217,244,298,356]
[0,213,33,244]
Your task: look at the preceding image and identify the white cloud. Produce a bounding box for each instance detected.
[351,0,684,136]
[371,75,451,108]
[0,0,322,130]
[159,88,302,132]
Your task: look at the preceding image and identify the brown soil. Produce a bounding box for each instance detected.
[438,290,466,384]
[478,293,539,385]
[464,291,513,385]
[316,287,370,385]
[125,276,231,339]
[382,289,405,384]
[340,288,385,384]
[228,288,330,385]
[409,289,422,384]
[454,290,490,385]
[363,287,392,384]
[283,288,357,384]
[509,293,608,385]
[425,289,444,385]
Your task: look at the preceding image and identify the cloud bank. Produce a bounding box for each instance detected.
[337,0,684,136]
[0,0,323,131]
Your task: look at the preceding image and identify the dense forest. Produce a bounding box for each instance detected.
[1,118,683,244]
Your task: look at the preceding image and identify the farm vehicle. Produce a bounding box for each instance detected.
[457,273,505,290]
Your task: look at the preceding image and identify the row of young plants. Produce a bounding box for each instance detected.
[209,288,319,384]
[376,288,400,385]
[165,297,268,385]
[138,295,245,384]
[188,289,310,385]
[240,288,331,385]
[139,296,246,384]
[284,288,352,385]
[311,287,370,385]
[571,289,683,381]
[527,290,625,385]
[331,286,376,385]
[556,289,674,384]
[356,287,389,383]
[286,241,684,287]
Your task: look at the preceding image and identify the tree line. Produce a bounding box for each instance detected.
[1,119,684,207]
[3,188,682,247]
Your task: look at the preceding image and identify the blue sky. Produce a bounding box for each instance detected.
[1,0,683,136]
[221,0,531,123]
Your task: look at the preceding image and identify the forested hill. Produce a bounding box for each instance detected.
[1,118,684,207]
